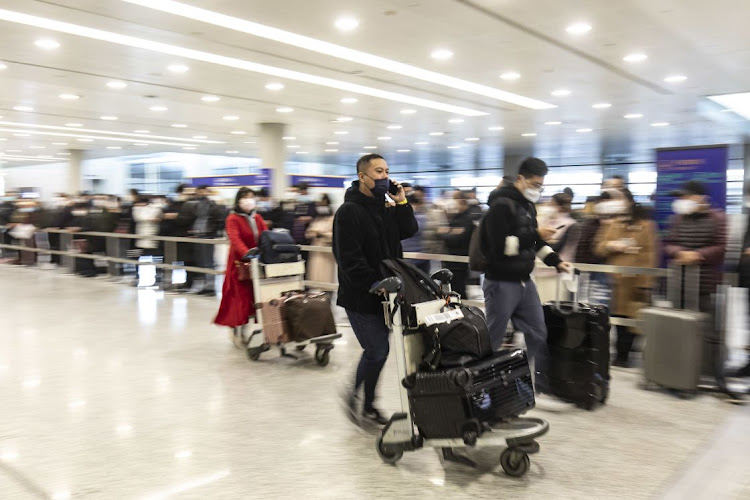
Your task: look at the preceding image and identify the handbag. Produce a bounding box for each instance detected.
[234,260,251,281]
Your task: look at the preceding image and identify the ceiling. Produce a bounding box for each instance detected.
[0,0,749,170]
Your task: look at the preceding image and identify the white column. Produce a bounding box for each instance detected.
[259,123,287,197]
[66,149,84,194]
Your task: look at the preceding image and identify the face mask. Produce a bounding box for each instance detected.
[255,200,271,212]
[363,174,389,197]
[298,194,312,203]
[538,206,557,218]
[596,200,626,215]
[316,206,331,215]
[523,188,542,203]
[673,199,698,215]
[239,198,257,212]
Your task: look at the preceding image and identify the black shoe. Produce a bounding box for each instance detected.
[197,289,216,297]
[362,407,388,426]
[613,357,631,368]
[340,389,359,426]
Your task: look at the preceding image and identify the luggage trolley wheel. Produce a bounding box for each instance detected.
[314,346,330,366]
[376,436,403,465]
[500,447,530,477]
[247,344,268,362]
[295,345,307,351]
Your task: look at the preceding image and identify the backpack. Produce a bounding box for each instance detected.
[420,305,493,370]
[468,197,516,272]
[259,229,300,264]
[380,258,444,329]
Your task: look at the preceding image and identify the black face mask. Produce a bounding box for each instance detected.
[362,173,389,197]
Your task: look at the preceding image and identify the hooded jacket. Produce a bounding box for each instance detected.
[481,184,562,281]
[333,181,418,314]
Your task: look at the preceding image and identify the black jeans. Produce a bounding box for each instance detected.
[615,324,635,362]
[445,263,468,299]
[346,309,390,411]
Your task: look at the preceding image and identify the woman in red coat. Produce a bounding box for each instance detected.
[214,187,267,345]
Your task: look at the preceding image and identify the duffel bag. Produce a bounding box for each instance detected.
[259,229,300,264]
[281,291,336,341]
[421,305,493,370]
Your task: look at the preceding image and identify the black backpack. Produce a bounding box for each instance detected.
[420,305,493,370]
[259,229,301,264]
[380,259,444,329]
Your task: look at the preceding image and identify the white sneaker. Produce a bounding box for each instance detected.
[534,393,575,413]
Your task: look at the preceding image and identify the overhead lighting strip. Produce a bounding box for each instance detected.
[0,127,202,147]
[0,154,59,162]
[0,121,224,144]
[0,8,488,117]
[122,0,555,110]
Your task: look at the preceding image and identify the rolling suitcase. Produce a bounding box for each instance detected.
[259,298,292,344]
[641,265,706,393]
[406,349,535,442]
[543,270,611,410]
[281,291,336,341]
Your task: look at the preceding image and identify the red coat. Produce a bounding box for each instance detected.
[214,212,267,327]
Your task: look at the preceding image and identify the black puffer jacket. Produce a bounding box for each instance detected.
[333,182,418,314]
[481,185,561,281]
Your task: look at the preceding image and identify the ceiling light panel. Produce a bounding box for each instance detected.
[0,127,201,147]
[708,92,750,120]
[120,0,554,110]
[0,121,222,144]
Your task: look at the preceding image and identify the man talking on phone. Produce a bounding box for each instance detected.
[333,154,418,426]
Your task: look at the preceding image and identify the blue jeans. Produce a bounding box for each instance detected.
[346,310,390,410]
[483,278,550,393]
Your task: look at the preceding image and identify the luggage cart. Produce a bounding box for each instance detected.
[370,275,549,477]
[244,252,341,366]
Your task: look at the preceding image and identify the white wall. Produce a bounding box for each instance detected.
[3,162,68,200]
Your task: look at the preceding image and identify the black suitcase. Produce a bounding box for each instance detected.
[259,229,300,264]
[406,349,535,443]
[544,299,610,410]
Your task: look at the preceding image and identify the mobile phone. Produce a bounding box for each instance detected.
[388,180,401,196]
[556,224,566,230]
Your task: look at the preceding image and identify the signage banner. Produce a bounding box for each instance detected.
[189,169,272,189]
[289,174,349,189]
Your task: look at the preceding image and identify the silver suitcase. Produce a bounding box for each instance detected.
[642,266,707,391]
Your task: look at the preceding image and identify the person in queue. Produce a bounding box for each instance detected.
[594,188,658,367]
[479,157,573,400]
[333,153,418,426]
[437,190,475,298]
[214,187,267,346]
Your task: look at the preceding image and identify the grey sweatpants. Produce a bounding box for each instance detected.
[483,278,550,393]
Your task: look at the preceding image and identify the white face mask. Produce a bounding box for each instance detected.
[596,200,627,215]
[537,205,557,218]
[673,199,698,215]
[523,188,542,203]
[239,197,256,213]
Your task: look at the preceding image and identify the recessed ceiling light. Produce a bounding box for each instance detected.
[265,82,285,91]
[149,105,168,111]
[296,151,308,154]
[282,136,296,140]
[446,145,461,149]
[429,132,444,136]
[52,142,68,145]
[223,115,240,121]
[287,145,300,148]
[488,126,504,131]
[324,148,338,152]
[57,152,70,155]
[37,155,54,158]
[201,95,220,103]
[592,103,612,109]
[334,16,359,31]
[133,143,149,146]
[651,122,670,127]
[624,113,643,119]
[500,72,521,81]
[464,137,480,141]
[0,63,7,70]
[336,117,353,122]
[134,130,150,133]
[387,125,402,130]
[100,115,118,121]
[66,123,83,127]
[167,63,189,73]
[34,38,59,49]
[188,135,206,140]
[363,146,377,149]
[29,145,45,149]
[243,141,256,144]
[522,133,537,137]
[107,81,127,89]
[414,141,429,145]
[400,109,417,115]
[551,89,572,97]
[276,107,294,113]
[182,146,197,150]
[341,97,358,104]
[58,93,80,100]
[226,150,239,153]
[13,106,34,112]
[566,23,592,35]
[77,138,93,142]
[326,141,339,145]
[107,146,122,149]
[397,149,411,152]
[430,49,454,60]
[171,123,188,128]
[664,75,687,83]
[623,53,648,63]
[377,136,391,140]
[576,128,593,133]
[230,130,246,135]
[334,131,349,135]
[545,121,562,125]
[449,118,464,124]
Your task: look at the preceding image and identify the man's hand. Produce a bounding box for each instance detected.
[675,250,702,266]
[437,226,451,235]
[538,226,556,241]
[557,261,574,274]
[391,180,406,203]
[451,227,465,235]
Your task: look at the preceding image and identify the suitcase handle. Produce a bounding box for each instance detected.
[667,264,700,311]
[555,268,581,312]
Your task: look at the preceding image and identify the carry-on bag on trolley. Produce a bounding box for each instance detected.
[420,305,493,370]
[258,229,300,264]
[641,265,706,394]
[381,258,445,329]
[543,269,611,410]
[281,291,336,341]
[259,298,292,344]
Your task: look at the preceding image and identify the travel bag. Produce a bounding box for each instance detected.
[260,298,292,344]
[281,291,336,341]
[259,229,300,264]
[420,305,493,370]
[407,349,536,442]
[380,258,445,329]
[543,270,611,410]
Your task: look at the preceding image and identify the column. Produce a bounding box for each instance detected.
[66,149,84,194]
[259,123,287,198]
[502,150,534,180]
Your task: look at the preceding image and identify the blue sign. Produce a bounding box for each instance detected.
[189,169,272,189]
[654,145,728,232]
[289,174,348,189]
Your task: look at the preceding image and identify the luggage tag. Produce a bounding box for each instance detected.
[424,308,464,327]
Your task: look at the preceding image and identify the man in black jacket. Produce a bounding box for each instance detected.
[333,154,418,426]
[480,158,572,395]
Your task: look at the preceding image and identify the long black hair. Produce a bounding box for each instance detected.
[233,187,256,212]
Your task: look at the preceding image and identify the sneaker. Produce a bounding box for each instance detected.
[362,407,389,426]
[340,389,359,426]
[534,393,575,413]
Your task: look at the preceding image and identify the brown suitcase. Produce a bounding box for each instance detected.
[260,299,292,344]
[282,292,336,341]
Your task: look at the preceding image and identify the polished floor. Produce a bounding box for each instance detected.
[1,264,749,500]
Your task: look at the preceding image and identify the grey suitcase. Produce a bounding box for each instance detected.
[642,266,707,392]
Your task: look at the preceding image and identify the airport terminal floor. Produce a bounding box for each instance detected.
[1,264,749,500]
